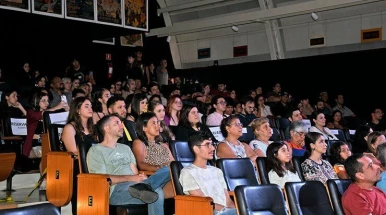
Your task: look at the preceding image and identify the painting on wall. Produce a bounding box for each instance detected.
[65,0,95,22]
[120,34,143,47]
[97,0,122,26]
[32,0,63,18]
[0,0,29,12]
[123,0,147,31]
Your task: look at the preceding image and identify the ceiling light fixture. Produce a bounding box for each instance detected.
[231,25,239,32]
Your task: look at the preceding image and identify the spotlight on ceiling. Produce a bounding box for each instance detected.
[311,12,319,21]
[231,25,239,32]
[166,35,171,43]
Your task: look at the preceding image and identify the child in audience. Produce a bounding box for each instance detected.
[266,142,301,188]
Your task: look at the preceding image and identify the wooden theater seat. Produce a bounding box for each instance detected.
[46,151,76,208]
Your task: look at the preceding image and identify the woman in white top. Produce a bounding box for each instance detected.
[249,117,272,157]
[216,115,258,167]
[254,95,273,118]
[309,111,338,140]
[266,142,301,188]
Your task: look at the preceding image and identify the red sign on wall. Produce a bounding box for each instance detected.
[233,46,248,57]
[106,53,112,60]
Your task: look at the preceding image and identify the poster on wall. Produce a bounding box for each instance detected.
[96,0,122,26]
[0,0,29,12]
[32,0,63,18]
[93,38,115,45]
[123,0,147,31]
[198,48,211,59]
[65,0,95,22]
[120,34,143,47]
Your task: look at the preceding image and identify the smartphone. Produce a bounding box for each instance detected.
[61,95,67,104]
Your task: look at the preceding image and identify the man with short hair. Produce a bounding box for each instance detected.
[107,96,137,144]
[179,131,237,215]
[284,108,303,140]
[236,96,256,127]
[87,115,169,215]
[342,153,386,215]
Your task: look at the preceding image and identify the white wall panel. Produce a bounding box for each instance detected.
[309,23,325,39]
[326,18,361,46]
[247,32,270,55]
[362,13,382,29]
[178,41,198,63]
[283,25,309,51]
[210,36,233,59]
[233,34,248,47]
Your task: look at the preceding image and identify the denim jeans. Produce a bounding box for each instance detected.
[214,208,237,215]
[109,166,170,215]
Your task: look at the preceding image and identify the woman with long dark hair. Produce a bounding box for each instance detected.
[301,132,338,184]
[132,112,174,198]
[266,142,301,188]
[61,96,98,215]
[330,141,352,179]
[92,88,111,124]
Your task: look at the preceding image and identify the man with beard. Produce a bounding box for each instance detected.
[49,76,70,109]
[107,96,137,145]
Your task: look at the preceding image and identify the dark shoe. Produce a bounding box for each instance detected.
[128,183,159,204]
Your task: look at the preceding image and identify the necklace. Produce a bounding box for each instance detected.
[148,140,156,144]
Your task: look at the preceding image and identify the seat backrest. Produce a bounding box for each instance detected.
[170,161,184,195]
[256,157,270,184]
[216,158,259,191]
[239,127,255,143]
[329,129,347,142]
[235,185,287,215]
[292,156,306,181]
[276,118,291,131]
[285,181,334,215]
[326,179,351,215]
[270,128,281,141]
[0,152,16,182]
[43,110,69,133]
[78,142,94,174]
[0,203,60,215]
[170,141,195,167]
[48,124,65,152]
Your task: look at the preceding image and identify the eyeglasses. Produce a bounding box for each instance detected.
[230,122,243,127]
[197,142,214,148]
[295,131,306,136]
[217,101,227,105]
[247,106,255,110]
[375,111,384,115]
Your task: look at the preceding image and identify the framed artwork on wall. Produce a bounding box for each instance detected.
[65,0,95,22]
[0,0,29,12]
[32,0,64,18]
[120,34,143,47]
[123,0,147,31]
[93,37,115,45]
[96,0,123,26]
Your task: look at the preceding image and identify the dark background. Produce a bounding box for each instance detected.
[0,2,384,119]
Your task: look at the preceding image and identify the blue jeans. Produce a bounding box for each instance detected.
[214,208,237,215]
[109,166,170,215]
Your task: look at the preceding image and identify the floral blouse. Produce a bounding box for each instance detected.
[301,158,338,184]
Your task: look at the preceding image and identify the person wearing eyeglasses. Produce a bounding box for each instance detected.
[368,108,386,132]
[236,96,256,127]
[180,131,237,215]
[284,120,308,157]
[206,95,227,127]
[216,116,258,166]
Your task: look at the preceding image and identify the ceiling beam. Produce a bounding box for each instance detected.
[148,0,385,37]
[169,0,253,16]
[158,0,230,14]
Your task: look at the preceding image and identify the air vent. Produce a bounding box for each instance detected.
[361,28,382,43]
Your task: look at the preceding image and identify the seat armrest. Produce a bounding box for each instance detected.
[228,191,234,197]
[174,195,214,215]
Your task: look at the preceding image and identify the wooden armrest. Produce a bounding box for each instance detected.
[77,173,110,215]
[1,136,22,141]
[228,191,234,197]
[41,133,50,175]
[139,170,155,176]
[174,195,214,215]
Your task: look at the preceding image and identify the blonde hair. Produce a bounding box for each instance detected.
[251,117,269,137]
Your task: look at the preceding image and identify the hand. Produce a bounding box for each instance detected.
[131,173,148,183]
[12,102,21,108]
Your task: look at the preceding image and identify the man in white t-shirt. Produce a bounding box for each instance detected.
[179,131,236,215]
